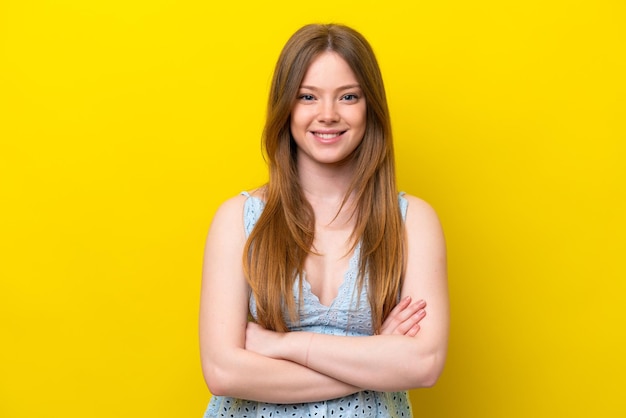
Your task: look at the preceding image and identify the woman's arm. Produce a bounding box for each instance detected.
[244,194,449,391]
[199,195,362,403]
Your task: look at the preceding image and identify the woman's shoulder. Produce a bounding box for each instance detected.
[249,186,267,197]
[399,193,443,232]
[400,192,435,210]
[211,187,267,237]
[208,195,246,239]
[244,187,267,203]
[214,187,266,214]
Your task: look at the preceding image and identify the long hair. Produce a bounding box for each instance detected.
[243,24,405,333]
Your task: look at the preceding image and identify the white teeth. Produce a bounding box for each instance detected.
[315,132,340,139]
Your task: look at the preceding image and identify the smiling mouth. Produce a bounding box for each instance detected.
[313,131,345,139]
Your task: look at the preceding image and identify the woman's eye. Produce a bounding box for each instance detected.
[298,94,315,101]
[342,94,359,101]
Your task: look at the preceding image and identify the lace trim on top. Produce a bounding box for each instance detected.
[242,191,408,337]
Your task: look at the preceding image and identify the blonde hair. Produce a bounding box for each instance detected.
[243,24,404,333]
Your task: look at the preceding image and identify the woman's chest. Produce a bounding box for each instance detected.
[248,242,375,336]
[304,227,356,306]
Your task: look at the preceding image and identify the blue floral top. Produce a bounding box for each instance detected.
[203,193,412,418]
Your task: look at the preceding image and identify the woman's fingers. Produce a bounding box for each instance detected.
[393,308,426,335]
[380,297,427,335]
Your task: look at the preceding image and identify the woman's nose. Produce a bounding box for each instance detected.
[317,100,339,123]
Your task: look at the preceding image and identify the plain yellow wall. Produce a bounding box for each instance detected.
[1,1,624,417]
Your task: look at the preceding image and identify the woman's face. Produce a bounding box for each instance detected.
[290,51,367,169]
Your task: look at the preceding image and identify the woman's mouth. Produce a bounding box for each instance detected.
[312,131,346,141]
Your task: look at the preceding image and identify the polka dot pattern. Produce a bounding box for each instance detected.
[203,391,412,418]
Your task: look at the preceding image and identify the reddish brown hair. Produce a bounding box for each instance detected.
[243,24,404,333]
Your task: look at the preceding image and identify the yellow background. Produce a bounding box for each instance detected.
[1,0,624,417]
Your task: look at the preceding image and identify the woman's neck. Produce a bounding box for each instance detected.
[299,163,353,198]
[297,158,358,227]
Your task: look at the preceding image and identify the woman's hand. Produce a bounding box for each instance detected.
[379,296,426,336]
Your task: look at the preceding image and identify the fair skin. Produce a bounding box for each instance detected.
[199,51,448,402]
[290,51,367,173]
[290,51,368,303]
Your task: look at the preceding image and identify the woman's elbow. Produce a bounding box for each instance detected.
[202,362,234,397]
[411,351,446,388]
[201,345,250,396]
[419,368,441,388]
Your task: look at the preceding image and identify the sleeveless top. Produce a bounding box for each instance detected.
[203,192,412,418]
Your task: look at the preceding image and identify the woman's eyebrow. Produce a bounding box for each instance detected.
[299,84,362,91]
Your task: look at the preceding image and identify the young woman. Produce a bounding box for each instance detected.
[199,23,448,417]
